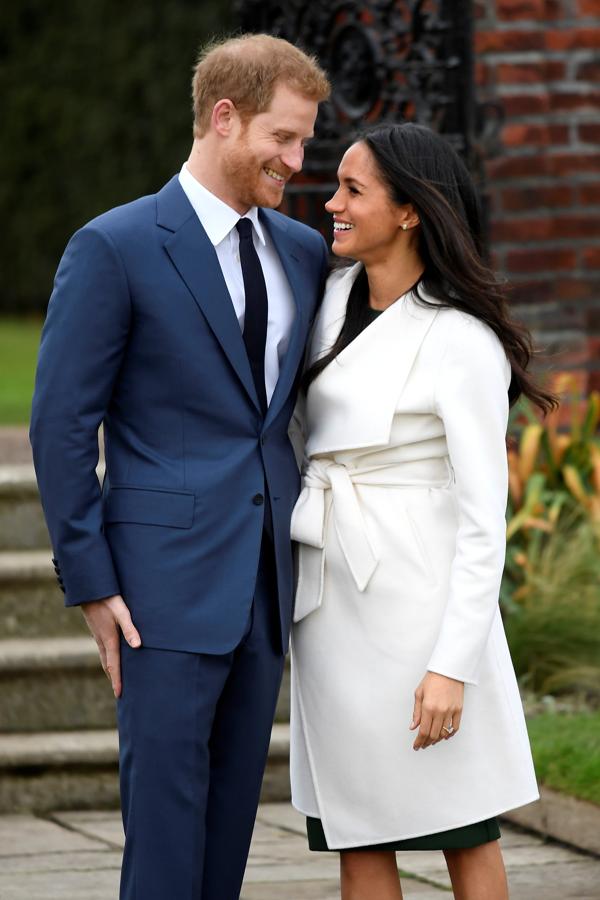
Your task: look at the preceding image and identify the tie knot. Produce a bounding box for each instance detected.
[236,218,254,241]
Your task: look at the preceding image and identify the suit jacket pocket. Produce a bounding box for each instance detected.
[103,486,195,529]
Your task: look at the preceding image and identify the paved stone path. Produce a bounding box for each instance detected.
[0,427,31,466]
[0,803,599,899]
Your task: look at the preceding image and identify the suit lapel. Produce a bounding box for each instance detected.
[259,210,310,426]
[157,177,261,412]
[305,264,440,456]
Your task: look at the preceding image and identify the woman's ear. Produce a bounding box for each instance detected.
[398,203,420,231]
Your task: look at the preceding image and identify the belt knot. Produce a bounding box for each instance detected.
[291,458,379,622]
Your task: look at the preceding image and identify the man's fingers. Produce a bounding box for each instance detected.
[80,597,137,696]
[94,639,108,677]
[105,639,122,698]
[111,599,141,648]
[116,611,142,648]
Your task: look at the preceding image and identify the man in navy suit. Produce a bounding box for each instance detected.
[30,33,330,899]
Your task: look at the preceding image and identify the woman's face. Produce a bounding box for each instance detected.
[325,141,416,264]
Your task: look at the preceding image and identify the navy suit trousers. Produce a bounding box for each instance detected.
[117,533,285,900]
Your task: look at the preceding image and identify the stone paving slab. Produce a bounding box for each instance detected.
[51,810,124,849]
[0,428,32,466]
[242,879,445,898]
[0,850,122,876]
[0,814,106,856]
[0,868,121,900]
[0,803,599,899]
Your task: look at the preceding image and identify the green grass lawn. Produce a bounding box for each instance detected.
[528,711,600,805]
[0,317,43,425]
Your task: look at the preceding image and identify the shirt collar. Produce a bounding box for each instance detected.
[179,163,266,247]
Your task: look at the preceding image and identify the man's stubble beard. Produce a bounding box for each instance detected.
[222,135,284,211]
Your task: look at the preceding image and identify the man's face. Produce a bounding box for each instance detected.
[222,82,318,210]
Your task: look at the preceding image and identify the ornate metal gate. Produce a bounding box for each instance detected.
[236,0,495,239]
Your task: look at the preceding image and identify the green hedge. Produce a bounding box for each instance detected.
[528,712,600,806]
[1,1,233,313]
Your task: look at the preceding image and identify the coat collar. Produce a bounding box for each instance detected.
[156,176,309,423]
[305,263,440,457]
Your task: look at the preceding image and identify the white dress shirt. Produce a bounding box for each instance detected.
[178,163,296,405]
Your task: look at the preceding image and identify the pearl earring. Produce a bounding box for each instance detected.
[402,224,408,231]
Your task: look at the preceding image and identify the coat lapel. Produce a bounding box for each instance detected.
[305,264,440,456]
[157,176,261,412]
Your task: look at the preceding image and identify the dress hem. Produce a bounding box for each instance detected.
[291,792,540,850]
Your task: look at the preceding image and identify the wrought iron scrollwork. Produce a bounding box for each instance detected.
[236,0,500,240]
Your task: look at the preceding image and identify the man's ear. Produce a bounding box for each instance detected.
[211,99,237,137]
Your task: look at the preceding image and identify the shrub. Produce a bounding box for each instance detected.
[1,1,232,313]
[502,377,600,699]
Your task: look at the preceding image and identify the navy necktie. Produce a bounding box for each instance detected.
[236,218,268,416]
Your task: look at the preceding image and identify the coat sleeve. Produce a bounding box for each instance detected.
[426,314,511,685]
[29,224,131,606]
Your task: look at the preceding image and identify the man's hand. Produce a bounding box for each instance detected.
[81,595,141,698]
[409,671,464,750]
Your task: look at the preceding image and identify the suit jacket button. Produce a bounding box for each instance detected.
[252,493,264,506]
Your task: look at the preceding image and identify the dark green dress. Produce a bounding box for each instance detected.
[305,305,501,853]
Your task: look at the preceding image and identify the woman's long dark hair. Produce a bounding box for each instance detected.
[303,122,557,413]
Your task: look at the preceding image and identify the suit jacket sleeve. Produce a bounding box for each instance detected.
[30,224,131,606]
[426,314,511,685]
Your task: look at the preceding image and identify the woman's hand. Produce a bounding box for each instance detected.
[409,672,464,750]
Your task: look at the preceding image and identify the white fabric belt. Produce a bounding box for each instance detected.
[291,456,452,622]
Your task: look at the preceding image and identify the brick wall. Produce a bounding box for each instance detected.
[474,0,600,394]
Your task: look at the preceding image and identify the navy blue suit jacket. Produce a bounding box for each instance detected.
[30,175,328,653]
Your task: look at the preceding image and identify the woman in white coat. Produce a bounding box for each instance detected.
[289,123,556,900]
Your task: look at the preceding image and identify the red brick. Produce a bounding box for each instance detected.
[550,91,600,112]
[496,0,546,19]
[576,60,600,82]
[507,279,557,304]
[548,154,600,176]
[578,184,600,206]
[490,249,503,272]
[505,248,577,272]
[487,153,600,179]
[475,62,490,87]
[501,123,569,146]
[586,305,600,330]
[545,29,600,50]
[475,30,545,53]
[582,247,600,269]
[589,371,600,392]
[496,61,565,84]
[493,215,600,242]
[499,94,552,116]
[501,185,574,211]
[579,123,600,144]
[578,0,600,13]
[554,278,600,300]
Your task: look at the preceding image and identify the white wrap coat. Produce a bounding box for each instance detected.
[289,264,539,848]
